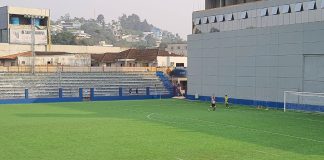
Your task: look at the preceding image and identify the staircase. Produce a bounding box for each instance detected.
[156,71,174,96]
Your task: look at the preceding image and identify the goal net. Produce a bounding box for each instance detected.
[284,91,324,112]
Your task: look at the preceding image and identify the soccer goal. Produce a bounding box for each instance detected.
[284,91,324,112]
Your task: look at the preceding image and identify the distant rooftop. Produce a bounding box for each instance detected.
[0,51,73,60]
[93,49,183,63]
[0,6,50,17]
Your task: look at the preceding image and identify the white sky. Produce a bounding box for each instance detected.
[1,0,205,39]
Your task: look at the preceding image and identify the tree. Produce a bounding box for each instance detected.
[161,31,183,44]
[81,22,116,45]
[145,34,157,47]
[119,14,153,32]
[51,31,76,45]
[72,17,86,24]
[59,13,71,21]
[159,42,168,50]
[97,14,105,26]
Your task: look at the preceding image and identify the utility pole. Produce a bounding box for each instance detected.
[31,17,36,75]
[25,14,37,75]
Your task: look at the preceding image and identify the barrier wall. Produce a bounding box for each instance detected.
[0,87,173,105]
[0,43,127,56]
[186,95,324,112]
[0,66,160,73]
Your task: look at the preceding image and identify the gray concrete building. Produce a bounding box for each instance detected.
[188,0,324,108]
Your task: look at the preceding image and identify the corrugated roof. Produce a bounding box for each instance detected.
[91,54,105,62]
[100,49,182,63]
[0,52,31,60]
[0,51,74,60]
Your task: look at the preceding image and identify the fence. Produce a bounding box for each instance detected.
[0,87,174,105]
[0,66,172,73]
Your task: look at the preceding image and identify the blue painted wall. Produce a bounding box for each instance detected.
[186,95,324,112]
[0,87,173,105]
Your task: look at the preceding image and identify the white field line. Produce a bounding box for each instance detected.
[104,105,324,143]
[139,103,324,124]
[127,102,324,123]
[146,113,324,144]
[145,102,324,123]
[146,113,155,119]
[223,108,324,123]
[255,150,281,157]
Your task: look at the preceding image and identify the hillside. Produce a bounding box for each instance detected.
[51,13,184,49]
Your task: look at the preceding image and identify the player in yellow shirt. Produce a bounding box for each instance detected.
[225,95,229,108]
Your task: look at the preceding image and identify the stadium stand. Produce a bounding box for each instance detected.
[0,71,170,100]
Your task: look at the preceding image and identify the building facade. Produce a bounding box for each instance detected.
[166,43,188,56]
[0,51,91,67]
[0,6,50,44]
[205,0,261,9]
[188,0,324,107]
[0,43,128,56]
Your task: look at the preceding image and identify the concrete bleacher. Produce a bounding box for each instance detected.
[0,72,170,100]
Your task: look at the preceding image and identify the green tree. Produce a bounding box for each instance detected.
[59,13,71,21]
[159,42,168,50]
[81,22,116,45]
[72,17,86,24]
[145,34,157,47]
[51,31,76,45]
[97,14,105,27]
[119,14,153,32]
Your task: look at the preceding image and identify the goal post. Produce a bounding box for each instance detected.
[284,91,324,112]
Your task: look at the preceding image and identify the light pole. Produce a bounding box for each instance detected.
[31,17,35,74]
[24,15,44,74]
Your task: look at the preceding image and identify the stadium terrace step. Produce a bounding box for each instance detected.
[0,72,170,99]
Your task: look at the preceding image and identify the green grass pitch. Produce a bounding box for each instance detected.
[0,99,323,160]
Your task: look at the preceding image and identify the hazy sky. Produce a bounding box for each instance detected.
[1,0,205,39]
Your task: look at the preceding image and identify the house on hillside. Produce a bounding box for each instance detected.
[0,52,91,67]
[121,35,140,42]
[60,21,82,30]
[91,49,187,68]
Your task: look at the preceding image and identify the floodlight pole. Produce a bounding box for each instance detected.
[25,15,37,75]
[31,17,36,75]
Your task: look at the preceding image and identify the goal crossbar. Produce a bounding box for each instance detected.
[284,91,324,112]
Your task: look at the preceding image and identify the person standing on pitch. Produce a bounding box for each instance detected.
[225,95,229,108]
[209,96,216,111]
